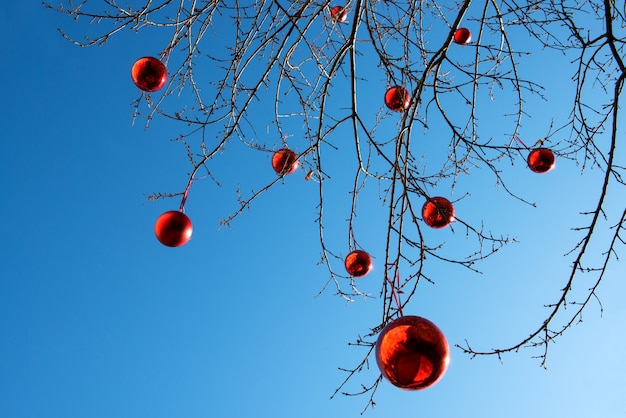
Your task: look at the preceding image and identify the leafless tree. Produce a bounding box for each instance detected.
[45,0,625,412]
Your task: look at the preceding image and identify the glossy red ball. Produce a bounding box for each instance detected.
[422,197,455,228]
[344,250,373,277]
[330,6,347,23]
[131,57,168,92]
[154,210,193,247]
[527,148,555,173]
[375,315,450,390]
[271,148,299,175]
[454,28,472,45]
[384,86,411,112]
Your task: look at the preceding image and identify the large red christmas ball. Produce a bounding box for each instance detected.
[384,86,411,112]
[154,210,193,247]
[344,250,373,277]
[422,197,455,228]
[527,148,555,173]
[454,28,472,45]
[272,148,299,175]
[375,315,450,390]
[131,57,168,92]
[330,6,348,23]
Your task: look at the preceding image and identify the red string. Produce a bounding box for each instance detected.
[179,177,193,212]
[387,266,403,317]
[513,135,528,149]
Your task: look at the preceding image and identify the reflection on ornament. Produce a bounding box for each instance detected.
[344,250,373,277]
[272,148,299,175]
[384,86,411,112]
[454,28,472,45]
[330,6,347,23]
[375,315,450,390]
[155,210,193,247]
[131,57,167,92]
[422,197,455,228]
[527,148,555,173]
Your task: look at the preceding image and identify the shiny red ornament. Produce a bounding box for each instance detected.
[271,148,299,175]
[344,250,373,277]
[154,210,193,247]
[384,86,411,112]
[527,148,555,173]
[330,6,347,23]
[422,197,455,228]
[131,57,168,92]
[454,28,472,45]
[375,315,450,390]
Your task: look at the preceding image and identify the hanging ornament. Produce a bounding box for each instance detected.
[131,57,168,92]
[272,148,299,175]
[375,315,450,390]
[384,86,411,112]
[154,210,193,247]
[344,250,373,277]
[527,148,556,173]
[330,6,348,23]
[453,28,472,45]
[422,197,455,228]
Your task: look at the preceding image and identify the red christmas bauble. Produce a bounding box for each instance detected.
[272,148,299,175]
[375,315,450,390]
[384,86,411,112]
[154,210,193,247]
[344,250,373,277]
[330,6,348,23]
[527,148,555,173]
[131,57,167,92]
[422,197,455,228]
[454,28,472,45]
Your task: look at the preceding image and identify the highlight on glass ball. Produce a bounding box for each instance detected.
[384,86,411,112]
[422,196,455,229]
[375,315,450,390]
[131,56,168,92]
[154,210,193,247]
[453,28,472,45]
[344,249,373,277]
[330,5,347,23]
[527,147,556,173]
[271,148,299,175]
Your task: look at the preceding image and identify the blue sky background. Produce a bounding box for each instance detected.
[1,2,625,417]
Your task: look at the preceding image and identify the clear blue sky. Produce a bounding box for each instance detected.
[1,2,625,417]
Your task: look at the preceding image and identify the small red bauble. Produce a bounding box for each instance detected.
[375,315,450,390]
[271,148,299,175]
[422,197,455,228]
[154,210,193,247]
[384,86,411,112]
[454,28,472,45]
[527,148,555,173]
[344,250,373,277]
[330,6,348,23]
[131,57,168,92]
